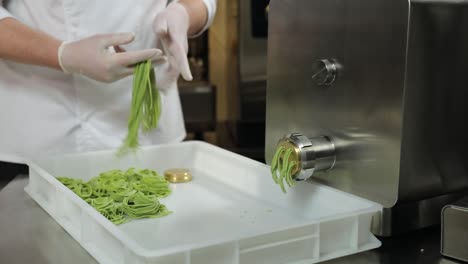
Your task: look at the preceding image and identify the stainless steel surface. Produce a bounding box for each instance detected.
[266,0,468,235]
[266,0,408,209]
[300,136,336,173]
[0,175,96,264]
[398,1,468,201]
[375,193,465,236]
[1,175,463,264]
[441,197,468,262]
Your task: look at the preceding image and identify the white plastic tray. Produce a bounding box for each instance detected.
[25,141,381,264]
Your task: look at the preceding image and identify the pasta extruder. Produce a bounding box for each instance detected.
[266,0,468,236]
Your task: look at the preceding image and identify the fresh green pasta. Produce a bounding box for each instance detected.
[119,60,161,156]
[270,146,298,193]
[57,168,171,225]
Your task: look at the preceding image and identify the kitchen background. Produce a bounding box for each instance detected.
[182,0,269,162]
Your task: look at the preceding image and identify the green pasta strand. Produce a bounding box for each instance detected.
[270,146,298,193]
[118,60,161,156]
[270,146,285,184]
[57,168,172,225]
[286,161,297,187]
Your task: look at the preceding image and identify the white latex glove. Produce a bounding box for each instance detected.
[153,2,193,83]
[58,33,162,83]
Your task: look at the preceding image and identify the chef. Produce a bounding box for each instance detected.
[0,0,216,163]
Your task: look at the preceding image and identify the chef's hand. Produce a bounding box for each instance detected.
[58,33,162,83]
[152,2,193,83]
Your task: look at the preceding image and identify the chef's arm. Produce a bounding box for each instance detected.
[0,16,161,82]
[0,17,62,70]
[179,0,216,37]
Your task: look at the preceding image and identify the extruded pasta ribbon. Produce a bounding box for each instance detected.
[118,60,162,156]
[270,147,298,193]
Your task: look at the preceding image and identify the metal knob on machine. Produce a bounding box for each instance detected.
[277,133,336,181]
[311,59,341,87]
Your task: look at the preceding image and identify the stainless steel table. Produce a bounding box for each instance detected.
[0,175,464,264]
[0,175,97,264]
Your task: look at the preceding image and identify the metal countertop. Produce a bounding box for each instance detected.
[0,175,463,264]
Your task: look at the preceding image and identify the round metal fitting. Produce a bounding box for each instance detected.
[311,59,341,87]
[276,133,336,181]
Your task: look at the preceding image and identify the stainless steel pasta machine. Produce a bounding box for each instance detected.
[266,0,468,236]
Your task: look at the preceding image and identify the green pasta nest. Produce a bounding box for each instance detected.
[58,168,171,225]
